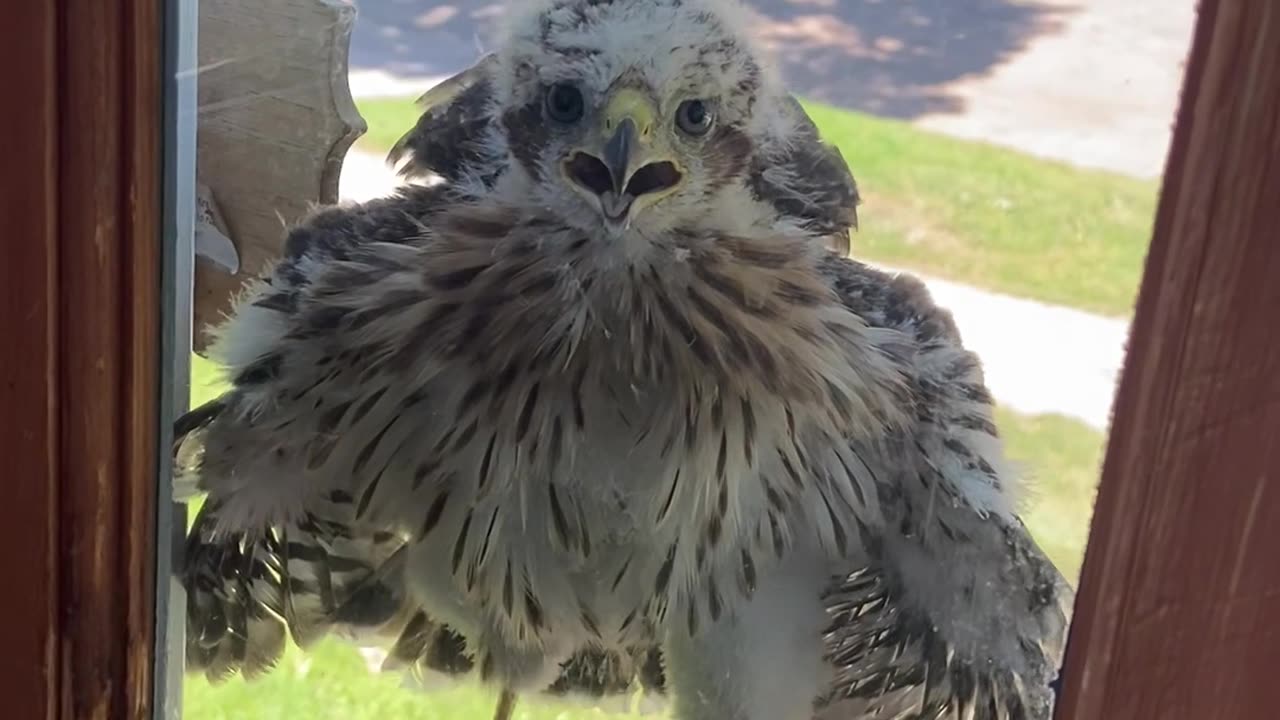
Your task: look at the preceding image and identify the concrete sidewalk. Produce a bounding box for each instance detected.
[339,148,1127,431]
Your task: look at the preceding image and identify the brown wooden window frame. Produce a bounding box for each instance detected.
[1,0,1278,718]
[0,0,190,717]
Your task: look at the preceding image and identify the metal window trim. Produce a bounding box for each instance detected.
[155,0,198,716]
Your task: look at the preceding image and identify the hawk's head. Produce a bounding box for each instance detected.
[486,0,811,241]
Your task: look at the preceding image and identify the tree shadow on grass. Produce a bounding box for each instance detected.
[750,0,1070,117]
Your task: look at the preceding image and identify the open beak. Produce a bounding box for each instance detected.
[562,87,684,226]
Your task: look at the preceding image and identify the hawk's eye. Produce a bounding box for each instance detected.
[675,99,714,136]
[545,83,585,123]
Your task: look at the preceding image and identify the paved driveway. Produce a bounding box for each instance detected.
[345,0,1195,177]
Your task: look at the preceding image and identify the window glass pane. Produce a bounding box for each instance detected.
[178,2,1195,719]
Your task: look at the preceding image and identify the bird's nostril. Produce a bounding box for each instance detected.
[625,162,682,197]
[565,152,615,196]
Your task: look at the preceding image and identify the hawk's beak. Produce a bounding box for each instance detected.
[601,116,638,194]
[563,87,684,225]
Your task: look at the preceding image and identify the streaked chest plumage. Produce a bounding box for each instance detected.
[261,212,912,653]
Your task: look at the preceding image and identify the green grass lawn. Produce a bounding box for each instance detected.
[185,642,649,720]
[184,356,1102,720]
[354,97,1156,317]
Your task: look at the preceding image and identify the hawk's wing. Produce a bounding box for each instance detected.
[748,96,861,254]
[178,184,458,681]
[386,54,502,187]
[812,256,1073,719]
[184,464,659,704]
[177,185,660,705]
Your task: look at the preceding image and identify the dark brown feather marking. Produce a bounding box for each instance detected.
[457,309,494,353]
[412,458,440,490]
[502,100,548,180]
[954,413,999,437]
[430,427,457,456]
[353,415,399,482]
[548,483,571,549]
[516,382,541,443]
[739,549,757,594]
[575,500,593,558]
[706,514,723,550]
[449,212,515,241]
[478,507,500,566]
[252,291,296,313]
[355,464,389,519]
[451,419,479,451]
[709,391,725,432]
[958,382,994,404]
[490,362,521,415]
[683,400,699,453]
[779,450,804,490]
[686,287,734,355]
[421,487,451,537]
[651,271,711,365]
[765,482,786,512]
[657,468,681,523]
[317,400,351,434]
[451,510,473,576]
[349,290,422,332]
[706,575,723,621]
[715,430,730,480]
[392,301,459,371]
[740,396,757,465]
[820,490,849,555]
[306,435,338,470]
[580,605,602,639]
[693,263,759,313]
[769,515,786,558]
[725,238,793,269]
[456,378,491,417]
[618,608,638,635]
[743,331,780,381]
[704,124,752,182]
[502,561,515,617]
[548,415,564,474]
[833,449,868,507]
[611,556,632,592]
[351,387,388,425]
[524,588,545,632]
[477,433,498,492]
[777,279,824,307]
[235,354,282,386]
[654,544,677,596]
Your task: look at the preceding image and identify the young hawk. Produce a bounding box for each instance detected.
[178,1,1072,718]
